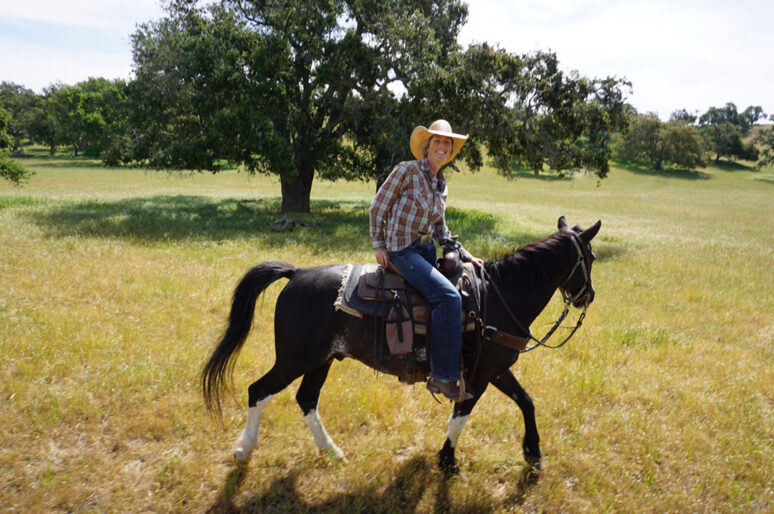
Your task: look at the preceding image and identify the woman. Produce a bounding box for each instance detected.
[369,119,483,402]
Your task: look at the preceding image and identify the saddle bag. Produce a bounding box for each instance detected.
[357,264,413,354]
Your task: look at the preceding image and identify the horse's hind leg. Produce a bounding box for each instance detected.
[234,365,299,463]
[295,359,345,460]
[491,370,541,467]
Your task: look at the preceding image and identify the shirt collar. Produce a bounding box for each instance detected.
[418,158,445,189]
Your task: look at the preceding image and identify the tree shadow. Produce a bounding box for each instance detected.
[26,196,502,256]
[26,194,622,262]
[500,167,574,182]
[712,159,757,172]
[613,160,710,180]
[15,151,106,168]
[207,455,539,512]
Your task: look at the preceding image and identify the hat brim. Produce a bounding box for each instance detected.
[410,126,468,166]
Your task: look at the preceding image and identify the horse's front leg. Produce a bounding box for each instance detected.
[438,394,482,474]
[490,370,541,467]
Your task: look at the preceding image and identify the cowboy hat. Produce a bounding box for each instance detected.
[410,119,468,166]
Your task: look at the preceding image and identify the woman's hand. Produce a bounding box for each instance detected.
[470,256,484,268]
[375,247,390,269]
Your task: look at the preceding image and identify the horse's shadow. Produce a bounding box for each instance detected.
[207,456,540,512]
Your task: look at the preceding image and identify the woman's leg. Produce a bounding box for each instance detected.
[389,243,462,382]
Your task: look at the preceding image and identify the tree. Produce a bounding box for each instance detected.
[0,106,32,184]
[670,108,698,125]
[613,113,707,171]
[45,78,129,159]
[0,82,40,154]
[129,0,630,212]
[755,125,774,170]
[701,122,758,163]
[25,92,58,156]
[698,102,765,163]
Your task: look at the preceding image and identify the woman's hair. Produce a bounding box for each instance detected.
[421,136,454,158]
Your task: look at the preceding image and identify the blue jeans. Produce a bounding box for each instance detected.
[389,240,462,382]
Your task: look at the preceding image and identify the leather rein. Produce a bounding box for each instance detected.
[477,233,591,353]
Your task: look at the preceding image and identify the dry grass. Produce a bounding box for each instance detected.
[1,154,773,512]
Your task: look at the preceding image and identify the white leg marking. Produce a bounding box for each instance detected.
[305,408,346,460]
[233,395,272,463]
[447,413,470,449]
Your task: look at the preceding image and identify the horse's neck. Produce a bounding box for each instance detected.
[488,234,574,326]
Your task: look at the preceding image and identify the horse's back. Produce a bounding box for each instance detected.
[277,264,346,303]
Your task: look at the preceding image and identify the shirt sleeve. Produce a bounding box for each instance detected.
[369,164,406,249]
[432,183,451,242]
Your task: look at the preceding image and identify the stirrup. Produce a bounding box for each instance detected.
[457,375,473,402]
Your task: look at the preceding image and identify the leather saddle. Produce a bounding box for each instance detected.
[334,252,481,360]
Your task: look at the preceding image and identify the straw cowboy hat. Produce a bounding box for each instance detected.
[410,119,468,166]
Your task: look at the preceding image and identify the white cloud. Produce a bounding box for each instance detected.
[0,1,165,91]
[460,0,774,118]
[0,0,165,32]
[1,0,772,118]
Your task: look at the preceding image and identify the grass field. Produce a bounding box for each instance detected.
[2,152,773,512]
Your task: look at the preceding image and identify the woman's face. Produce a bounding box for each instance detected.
[427,135,453,170]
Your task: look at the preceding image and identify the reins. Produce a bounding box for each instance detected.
[478,233,590,353]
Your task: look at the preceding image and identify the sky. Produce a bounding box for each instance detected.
[1,0,772,121]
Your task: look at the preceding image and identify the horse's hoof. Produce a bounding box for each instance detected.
[234,447,252,464]
[438,449,458,475]
[325,445,347,462]
[523,446,542,469]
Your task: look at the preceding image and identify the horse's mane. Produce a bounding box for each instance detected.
[484,231,573,291]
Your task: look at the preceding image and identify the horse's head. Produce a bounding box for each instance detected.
[557,216,600,308]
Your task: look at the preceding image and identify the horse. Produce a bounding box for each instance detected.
[202,216,600,472]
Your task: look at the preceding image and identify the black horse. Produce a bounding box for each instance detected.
[202,216,600,472]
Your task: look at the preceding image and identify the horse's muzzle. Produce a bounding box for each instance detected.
[573,285,595,308]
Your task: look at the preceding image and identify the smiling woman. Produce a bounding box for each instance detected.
[369,119,486,400]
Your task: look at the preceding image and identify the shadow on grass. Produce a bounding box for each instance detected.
[500,166,574,182]
[27,195,512,255]
[27,194,621,261]
[712,159,757,172]
[613,160,710,180]
[15,149,106,168]
[207,455,539,512]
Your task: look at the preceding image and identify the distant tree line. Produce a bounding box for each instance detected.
[612,102,769,171]
[2,1,773,195]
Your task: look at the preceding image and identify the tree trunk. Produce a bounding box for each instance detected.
[49,145,56,156]
[280,167,314,213]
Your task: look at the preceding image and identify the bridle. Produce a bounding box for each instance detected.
[479,232,592,353]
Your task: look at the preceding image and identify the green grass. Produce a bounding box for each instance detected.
[1,153,773,511]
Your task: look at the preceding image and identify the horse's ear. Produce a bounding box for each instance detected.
[557,216,568,230]
[580,220,602,242]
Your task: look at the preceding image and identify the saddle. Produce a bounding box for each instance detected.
[334,253,481,382]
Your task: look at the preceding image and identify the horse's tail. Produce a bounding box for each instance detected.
[202,261,298,415]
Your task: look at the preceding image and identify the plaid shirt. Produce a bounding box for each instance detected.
[369,158,450,252]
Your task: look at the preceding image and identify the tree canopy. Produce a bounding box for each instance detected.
[127,0,630,212]
[697,102,764,162]
[755,125,774,170]
[0,105,32,184]
[0,82,39,154]
[613,113,706,171]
